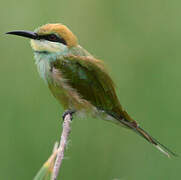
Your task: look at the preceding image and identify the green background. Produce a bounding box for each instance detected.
[0,0,180,179]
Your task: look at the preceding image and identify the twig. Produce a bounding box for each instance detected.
[33,142,58,180]
[51,113,73,180]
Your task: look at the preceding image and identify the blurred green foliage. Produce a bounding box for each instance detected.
[0,0,180,179]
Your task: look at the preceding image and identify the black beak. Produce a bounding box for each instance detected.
[6,30,38,40]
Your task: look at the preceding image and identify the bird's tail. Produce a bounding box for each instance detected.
[133,125,177,158]
[107,110,177,157]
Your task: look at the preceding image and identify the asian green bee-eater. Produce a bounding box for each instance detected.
[7,23,176,157]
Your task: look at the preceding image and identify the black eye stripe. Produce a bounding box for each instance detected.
[38,34,67,45]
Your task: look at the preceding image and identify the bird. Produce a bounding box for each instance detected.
[6,23,176,158]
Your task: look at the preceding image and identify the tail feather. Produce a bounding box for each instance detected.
[106,111,177,157]
[135,126,177,158]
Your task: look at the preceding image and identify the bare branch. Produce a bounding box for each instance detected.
[51,113,73,180]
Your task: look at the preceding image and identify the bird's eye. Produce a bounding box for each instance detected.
[38,34,67,45]
[48,34,58,41]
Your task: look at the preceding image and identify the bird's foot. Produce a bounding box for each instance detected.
[62,110,75,121]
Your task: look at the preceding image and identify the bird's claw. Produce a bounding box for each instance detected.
[62,110,75,121]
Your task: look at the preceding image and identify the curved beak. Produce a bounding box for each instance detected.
[6,30,38,40]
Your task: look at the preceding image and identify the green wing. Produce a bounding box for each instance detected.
[52,55,133,122]
[52,55,177,157]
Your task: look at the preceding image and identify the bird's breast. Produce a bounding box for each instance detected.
[34,52,58,83]
[33,51,98,115]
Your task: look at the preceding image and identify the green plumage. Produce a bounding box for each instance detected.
[39,52,176,157]
[52,55,125,119]
[7,23,176,158]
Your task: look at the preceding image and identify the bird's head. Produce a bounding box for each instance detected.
[6,23,78,53]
